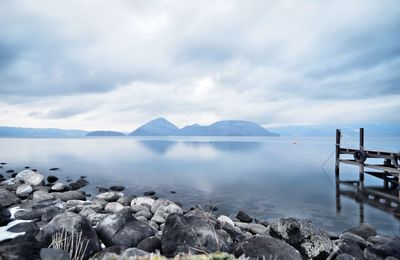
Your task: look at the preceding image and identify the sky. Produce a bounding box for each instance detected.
[0,0,399,131]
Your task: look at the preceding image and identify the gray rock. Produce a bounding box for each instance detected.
[340,231,370,249]
[368,235,395,244]
[151,214,165,224]
[53,190,86,201]
[7,221,39,236]
[96,208,155,247]
[15,170,43,186]
[121,247,150,257]
[117,196,134,206]
[0,188,19,206]
[36,212,101,259]
[218,215,235,227]
[137,236,162,253]
[0,234,41,260]
[363,237,400,259]
[40,248,70,260]
[346,223,377,240]
[51,183,64,191]
[234,222,268,235]
[1,178,16,186]
[336,253,359,260]
[33,190,54,201]
[0,205,11,226]
[16,184,33,196]
[131,204,149,213]
[135,209,153,220]
[90,246,128,260]
[332,239,364,259]
[236,210,253,223]
[234,236,302,260]
[95,191,123,202]
[136,216,148,222]
[131,196,155,207]
[104,202,124,213]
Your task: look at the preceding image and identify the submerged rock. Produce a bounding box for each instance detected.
[109,185,125,192]
[234,236,302,260]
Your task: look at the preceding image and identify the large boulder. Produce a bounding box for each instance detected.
[346,223,377,240]
[96,208,155,247]
[0,188,19,207]
[36,212,101,259]
[0,205,11,226]
[363,237,400,259]
[0,234,41,260]
[137,236,162,253]
[161,211,231,257]
[234,236,302,260]
[270,218,333,259]
[131,196,155,207]
[16,184,33,197]
[15,170,43,186]
[15,198,65,221]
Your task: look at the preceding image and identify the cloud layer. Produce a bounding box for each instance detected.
[0,0,399,130]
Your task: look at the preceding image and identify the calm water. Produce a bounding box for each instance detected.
[1,136,399,235]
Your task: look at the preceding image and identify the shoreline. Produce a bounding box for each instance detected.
[0,168,399,260]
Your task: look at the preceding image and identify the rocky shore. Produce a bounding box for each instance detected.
[0,168,399,260]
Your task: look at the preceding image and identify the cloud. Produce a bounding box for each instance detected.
[0,0,399,129]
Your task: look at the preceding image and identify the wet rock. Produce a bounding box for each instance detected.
[7,221,39,236]
[340,231,370,249]
[121,248,150,257]
[236,210,253,223]
[0,205,11,226]
[161,212,230,257]
[68,178,89,190]
[218,215,235,227]
[346,223,377,240]
[11,173,17,178]
[96,191,123,202]
[144,191,156,196]
[96,208,155,247]
[363,237,400,259]
[109,185,125,192]
[47,175,59,183]
[16,184,33,197]
[137,236,162,253]
[6,169,14,173]
[0,188,19,206]
[104,202,124,213]
[98,187,109,193]
[50,183,64,191]
[40,248,69,260]
[131,196,155,207]
[270,218,333,259]
[0,234,41,260]
[234,236,302,260]
[15,170,43,186]
[37,212,101,259]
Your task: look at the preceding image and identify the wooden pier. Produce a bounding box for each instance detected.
[335,128,400,221]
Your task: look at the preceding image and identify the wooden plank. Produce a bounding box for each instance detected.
[339,148,395,159]
[340,160,400,174]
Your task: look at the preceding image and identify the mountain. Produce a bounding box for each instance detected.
[86,131,126,136]
[0,126,87,137]
[129,117,180,136]
[181,120,279,136]
[270,122,400,137]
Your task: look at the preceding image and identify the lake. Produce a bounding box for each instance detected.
[0,136,399,235]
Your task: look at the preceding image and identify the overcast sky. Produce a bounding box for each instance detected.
[0,0,399,131]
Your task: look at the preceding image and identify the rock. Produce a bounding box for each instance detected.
[131,205,149,213]
[137,236,162,253]
[131,196,155,207]
[336,253,359,260]
[33,190,54,201]
[40,248,69,260]
[270,218,333,259]
[42,207,64,222]
[136,216,148,222]
[234,236,302,260]
[135,209,153,220]
[51,183,64,191]
[121,248,150,257]
[15,170,43,186]
[0,205,11,226]
[49,168,60,171]
[66,199,93,208]
[16,184,33,197]
[15,210,42,220]
[148,221,159,231]
[144,191,156,196]
[161,212,230,257]
[368,235,394,244]
[6,169,14,173]
[47,175,59,183]
[346,223,377,240]
[236,210,253,223]
[68,178,89,190]
[98,187,109,193]
[16,198,65,220]
[96,191,123,202]
[1,178,16,186]
[117,196,134,206]
[151,214,165,224]
[53,190,86,201]
[104,202,124,213]
[7,221,39,236]
[363,237,400,259]
[340,231,370,249]
[79,207,109,225]
[218,215,235,227]
[0,188,19,206]
[37,212,101,259]
[331,238,364,259]
[96,208,155,247]
[0,234,41,260]
[109,185,125,192]
[234,222,268,235]
[91,245,128,260]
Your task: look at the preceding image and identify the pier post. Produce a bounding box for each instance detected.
[359,128,365,190]
[335,129,341,213]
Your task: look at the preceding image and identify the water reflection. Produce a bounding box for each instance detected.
[139,140,178,154]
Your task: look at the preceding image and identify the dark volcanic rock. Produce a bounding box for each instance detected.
[137,236,162,253]
[6,169,14,173]
[270,218,333,259]
[110,185,125,192]
[47,175,59,183]
[346,223,377,240]
[37,212,101,259]
[0,234,41,260]
[161,211,230,257]
[234,236,302,260]
[363,237,400,259]
[40,248,69,260]
[96,208,155,247]
[0,205,11,226]
[144,191,156,196]
[236,210,253,223]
